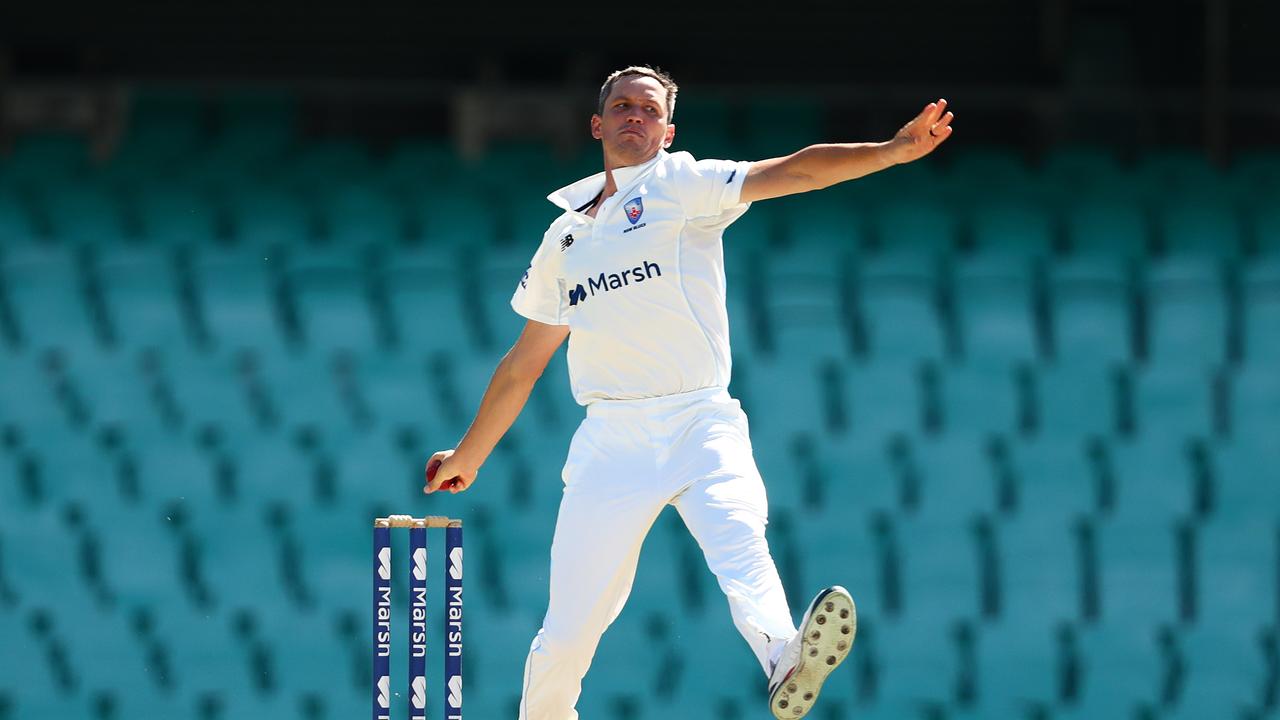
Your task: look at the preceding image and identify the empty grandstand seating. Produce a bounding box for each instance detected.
[0,93,1276,719]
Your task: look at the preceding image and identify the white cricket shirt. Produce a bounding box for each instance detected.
[510,149,753,405]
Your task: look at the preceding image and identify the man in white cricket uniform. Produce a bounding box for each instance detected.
[425,66,955,719]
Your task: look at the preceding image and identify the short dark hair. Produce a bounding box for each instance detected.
[596,66,679,123]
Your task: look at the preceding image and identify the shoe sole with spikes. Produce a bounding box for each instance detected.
[769,586,857,719]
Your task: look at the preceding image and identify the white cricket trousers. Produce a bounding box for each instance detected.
[518,386,798,720]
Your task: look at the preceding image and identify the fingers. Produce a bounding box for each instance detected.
[918,98,946,125]
[445,475,474,495]
[423,451,477,494]
[930,110,955,141]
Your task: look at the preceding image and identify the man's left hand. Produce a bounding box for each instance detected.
[887,98,954,165]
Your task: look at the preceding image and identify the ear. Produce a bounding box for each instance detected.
[590,114,603,140]
[663,123,676,148]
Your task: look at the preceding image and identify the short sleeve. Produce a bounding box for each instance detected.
[669,153,753,220]
[510,230,569,326]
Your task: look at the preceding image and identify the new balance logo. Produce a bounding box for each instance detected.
[567,260,662,307]
[560,233,575,251]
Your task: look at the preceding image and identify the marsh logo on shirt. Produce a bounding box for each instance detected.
[568,260,662,306]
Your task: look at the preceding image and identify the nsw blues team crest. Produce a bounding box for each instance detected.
[624,197,644,225]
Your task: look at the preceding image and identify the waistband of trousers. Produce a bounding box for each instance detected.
[585,386,731,418]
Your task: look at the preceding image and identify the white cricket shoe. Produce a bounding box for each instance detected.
[767,586,857,719]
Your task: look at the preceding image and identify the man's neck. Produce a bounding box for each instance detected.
[596,149,660,213]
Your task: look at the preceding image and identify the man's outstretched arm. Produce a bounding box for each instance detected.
[424,318,570,494]
[739,98,954,204]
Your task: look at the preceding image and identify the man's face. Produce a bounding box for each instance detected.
[591,75,676,166]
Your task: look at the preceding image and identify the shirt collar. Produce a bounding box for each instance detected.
[547,149,667,213]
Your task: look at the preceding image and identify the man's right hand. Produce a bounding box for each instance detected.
[424,449,479,494]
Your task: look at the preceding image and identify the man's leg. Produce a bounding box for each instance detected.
[672,469,798,676]
[519,454,665,719]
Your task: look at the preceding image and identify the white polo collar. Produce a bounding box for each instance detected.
[547,149,668,214]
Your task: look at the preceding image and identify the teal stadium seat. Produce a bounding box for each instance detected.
[478,241,538,352]
[0,240,102,353]
[0,354,69,429]
[1048,253,1131,369]
[226,184,312,247]
[972,617,1060,713]
[278,244,380,353]
[724,259,767,360]
[1008,437,1096,523]
[1156,196,1244,258]
[43,180,132,245]
[794,503,885,617]
[938,364,1019,438]
[0,186,42,247]
[843,362,923,438]
[285,140,375,193]
[813,433,900,520]
[1144,254,1228,370]
[736,355,833,444]
[135,185,221,247]
[1035,364,1115,438]
[874,198,958,257]
[1096,517,1179,626]
[96,244,191,351]
[0,610,75,715]
[1042,144,1129,201]
[947,146,1038,202]
[855,247,947,364]
[1242,254,1280,366]
[669,97,739,161]
[998,510,1081,625]
[908,436,996,524]
[1132,365,1214,440]
[1067,620,1163,719]
[1254,202,1280,255]
[764,242,856,364]
[382,246,483,355]
[382,139,462,191]
[1165,624,1269,720]
[1065,198,1148,260]
[744,96,822,159]
[314,179,407,247]
[872,613,965,715]
[1211,438,1280,524]
[968,196,1055,259]
[953,252,1039,369]
[1108,436,1199,524]
[193,244,290,355]
[775,187,868,251]
[1138,148,1227,202]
